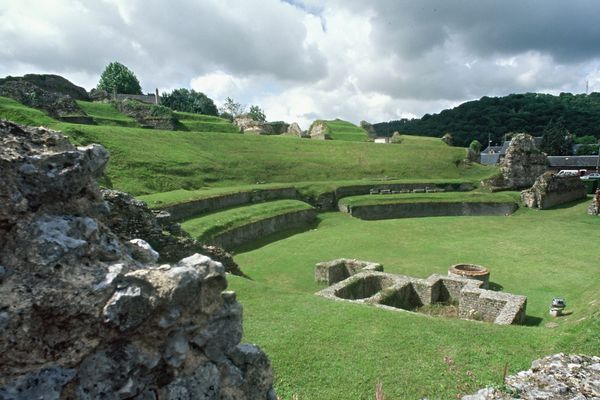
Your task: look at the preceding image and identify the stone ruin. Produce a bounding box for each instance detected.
[463,353,600,399]
[233,114,273,135]
[359,120,377,139]
[315,260,527,325]
[308,120,332,140]
[587,188,600,215]
[485,133,547,190]
[448,263,490,289]
[285,122,309,138]
[521,171,587,209]
[0,121,275,399]
[315,258,383,285]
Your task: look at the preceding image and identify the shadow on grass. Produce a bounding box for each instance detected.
[544,196,591,210]
[523,315,543,327]
[231,219,322,255]
[488,281,504,291]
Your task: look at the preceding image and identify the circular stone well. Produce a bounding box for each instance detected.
[448,263,490,288]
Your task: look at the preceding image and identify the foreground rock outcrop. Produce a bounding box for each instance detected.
[485,134,547,190]
[0,120,274,399]
[101,189,246,277]
[521,172,587,209]
[463,353,600,399]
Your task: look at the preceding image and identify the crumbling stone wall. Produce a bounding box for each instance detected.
[588,189,600,215]
[485,133,547,190]
[521,171,587,209]
[315,258,383,285]
[308,120,332,140]
[316,271,527,325]
[0,121,275,399]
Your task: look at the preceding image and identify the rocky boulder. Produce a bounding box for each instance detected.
[521,171,586,209]
[286,122,309,138]
[485,133,547,190]
[308,120,332,140]
[233,114,274,135]
[0,74,90,101]
[101,189,246,277]
[0,80,88,119]
[0,121,275,399]
[462,353,600,399]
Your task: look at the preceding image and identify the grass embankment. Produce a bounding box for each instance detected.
[229,198,600,399]
[180,199,313,242]
[339,191,520,208]
[174,111,239,133]
[0,97,497,196]
[76,100,139,127]
[325,119,368,141]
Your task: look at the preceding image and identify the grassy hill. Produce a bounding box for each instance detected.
[0,97,495,196]
[174,111,239,133]
[324,119,368,141]
[76,100,139,127]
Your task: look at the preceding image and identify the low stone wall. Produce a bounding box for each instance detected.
[205,209,317,250]
[162,187,301,222]
[315,259,383,285]
[521,172,587,209]
[312,182,476,211]
[316,271,527,325]
[341,201,518,220]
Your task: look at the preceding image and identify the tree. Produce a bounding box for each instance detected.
[248,105,266,122]
[161,88,218,116]
[219,97,245,119]
[469,139,482,152]
[540,119,572,155]
[97,61,142,95]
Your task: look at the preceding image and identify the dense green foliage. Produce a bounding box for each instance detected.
[181,200,313,242]
[220,96,244,119]
[231,200,599,399]
[374,92,600,147]
[161,88,218,116]
[540,119,572,156]
[97,61,142,95]
[248,105,266,122]
[324,119,368,141]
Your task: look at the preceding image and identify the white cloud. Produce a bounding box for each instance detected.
[1,0,600,125]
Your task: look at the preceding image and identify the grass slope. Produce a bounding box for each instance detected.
[181,199,313,241]
[325,119,368,141]
[230,199,600,399]
[76,100,139,127]
[174,111,238,133]
[0,97,495,196]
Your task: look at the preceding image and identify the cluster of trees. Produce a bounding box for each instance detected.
[373,92,600,147]
[97,62,267,121]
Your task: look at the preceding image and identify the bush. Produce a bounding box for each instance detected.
[161,88,218,116]
[97,62,142,95]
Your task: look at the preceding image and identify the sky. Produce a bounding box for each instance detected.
[2,0,600,129]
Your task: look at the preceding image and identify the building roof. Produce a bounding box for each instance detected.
[547,156,599,168]
[480,153,501,165]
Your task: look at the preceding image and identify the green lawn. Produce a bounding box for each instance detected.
[174,111,239,133]
[181,199,314,242]
[325,119,368,141]
[229,198,600,399]
[76,100,139,127]
[339,191,520,207]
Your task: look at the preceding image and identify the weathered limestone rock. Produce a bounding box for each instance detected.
[360,120,377,138]
[521,171,587,209]
[0,80,87,119]
[462,354,600,399]
[0,74,90,101]
[233,114,274,135]
[587,189,600,215]
[441,133,454,146]
[0,121,275,399]
[308,120,332,140]
[286,122,309,138]
[115,99,176,130]
[486,133,547,190]
[101,188,246,276]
